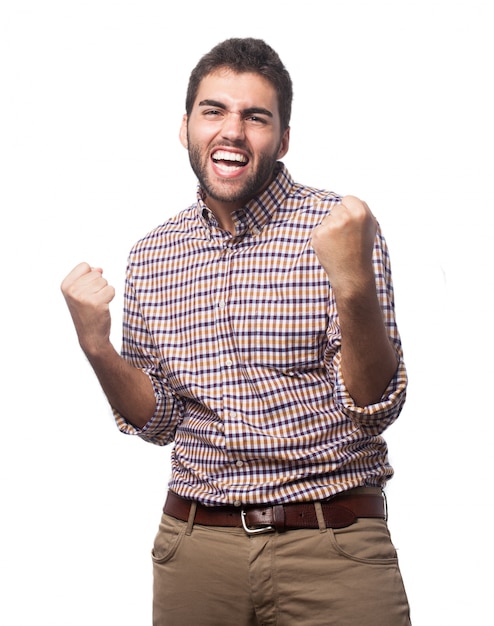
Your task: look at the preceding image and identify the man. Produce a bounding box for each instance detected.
[61,38,411,625]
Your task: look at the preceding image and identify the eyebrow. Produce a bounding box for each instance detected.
[198,99,273,118]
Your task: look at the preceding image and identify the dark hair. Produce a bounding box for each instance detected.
[185,38,293,131]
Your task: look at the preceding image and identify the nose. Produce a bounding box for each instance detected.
[221,112,245,142]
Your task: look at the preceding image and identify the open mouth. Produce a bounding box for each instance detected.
[211,149,249,173]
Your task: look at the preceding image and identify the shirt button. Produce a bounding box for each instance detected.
[225,359,233,367]
[233,500,242,507]
[218,300,226,309]
[235,460,244,467]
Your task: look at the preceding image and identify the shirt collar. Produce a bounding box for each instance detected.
[196,162,294,238]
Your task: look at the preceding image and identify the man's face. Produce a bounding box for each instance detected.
[180,69,290,221]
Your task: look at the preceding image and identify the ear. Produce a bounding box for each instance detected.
[277,127,290,159]
[179,114,188,149]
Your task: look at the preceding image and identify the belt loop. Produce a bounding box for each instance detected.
[314,502,327,534]
[185,501,197,536]
[273,504,286,532]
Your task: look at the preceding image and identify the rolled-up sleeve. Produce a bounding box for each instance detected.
[113,368,182,445]
[332,351,407,435]
[113,266,184,446]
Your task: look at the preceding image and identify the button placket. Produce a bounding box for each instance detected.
[212,245,241,440]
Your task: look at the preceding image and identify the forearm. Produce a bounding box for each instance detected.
[83,341,157,429]
[335,274,398,407]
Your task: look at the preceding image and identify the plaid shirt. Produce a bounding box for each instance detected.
[115,163,407,506]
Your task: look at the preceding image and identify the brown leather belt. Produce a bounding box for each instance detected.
[163,489,386,534]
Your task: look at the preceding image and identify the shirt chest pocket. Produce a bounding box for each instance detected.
[232,294,328,372]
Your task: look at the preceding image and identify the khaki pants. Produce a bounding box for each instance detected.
[152,510,411,626]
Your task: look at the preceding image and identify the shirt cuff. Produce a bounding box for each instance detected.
[333,355,408,435]
[113,369,176,445]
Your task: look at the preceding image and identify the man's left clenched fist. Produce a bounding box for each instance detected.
[311,195,378,294]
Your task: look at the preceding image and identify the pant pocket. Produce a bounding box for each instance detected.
[327,518,399,565]
[151,514,187,565]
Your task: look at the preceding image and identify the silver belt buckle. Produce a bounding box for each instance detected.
[241,509,275,535]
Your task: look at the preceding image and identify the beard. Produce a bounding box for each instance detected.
[187,138,282,207]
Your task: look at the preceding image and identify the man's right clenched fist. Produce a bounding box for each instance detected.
[61,262,115,355]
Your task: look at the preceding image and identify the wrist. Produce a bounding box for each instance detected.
[80,336,116,362]
[330,268,377,304]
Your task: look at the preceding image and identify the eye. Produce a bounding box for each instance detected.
[203,109,223,118]
[246,115,267,124]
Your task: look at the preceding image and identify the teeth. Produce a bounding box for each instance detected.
[212,150,247,163]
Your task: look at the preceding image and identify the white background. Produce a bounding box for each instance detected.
[1,1,493,624]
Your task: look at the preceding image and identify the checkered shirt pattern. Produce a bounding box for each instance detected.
[114,163,407,506]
